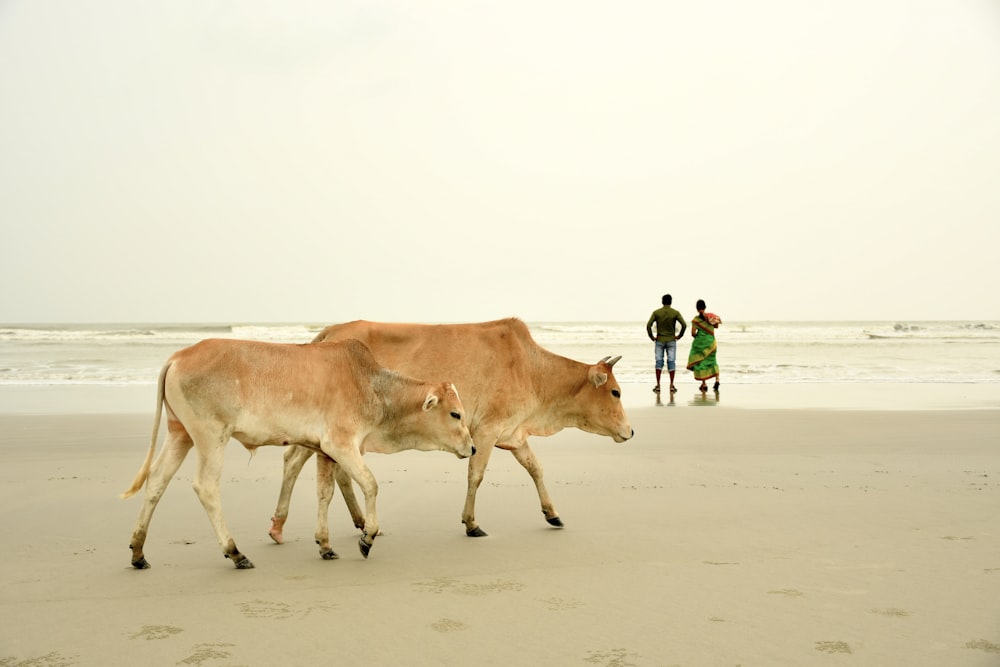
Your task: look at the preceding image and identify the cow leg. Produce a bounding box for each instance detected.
[314,453,339,560]
[128,420,193,569]
[462,438,498,537]
[510,440,562,528]
[190,428,253,569]
[269,445,315,544]
[334,463,366,531]
[321,440,379,558]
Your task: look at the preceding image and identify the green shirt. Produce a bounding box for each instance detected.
[647,306,687,343]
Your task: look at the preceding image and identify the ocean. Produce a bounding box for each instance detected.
[1,320,998,389]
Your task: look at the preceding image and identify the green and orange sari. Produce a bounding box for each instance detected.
[686,313,720,381]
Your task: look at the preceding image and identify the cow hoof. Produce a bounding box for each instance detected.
[466,527,488,537]
[232,556,255,569]
[546,516,564,528]
[131,557,150,570]
[358,538,372,559]
[320,549,339,560]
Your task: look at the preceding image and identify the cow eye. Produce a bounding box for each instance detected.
[450,411,461,420]
[611,389,621,399]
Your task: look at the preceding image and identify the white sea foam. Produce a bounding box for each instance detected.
[0,321,997,386]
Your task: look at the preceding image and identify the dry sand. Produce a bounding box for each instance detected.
[1,386,998,666]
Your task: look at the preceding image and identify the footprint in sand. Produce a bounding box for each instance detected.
[128,624,184,640]
[539,596,583,611]
[431,618,467,633]
[871,608,911,617]
[178,643,235,666]
[412,577,525,596]
[237,599,336,619]
[768,589,804,597]
[0,651,75,666]
[584,647,641,667]
[238,599,295,619]
[815,641,852,654]
[965,639,1000,654]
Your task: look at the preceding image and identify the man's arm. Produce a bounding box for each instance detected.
[676,312,687,339]
[646,314,656,341]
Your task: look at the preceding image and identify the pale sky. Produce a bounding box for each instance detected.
[2,1,998,323]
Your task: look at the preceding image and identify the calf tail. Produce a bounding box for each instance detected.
[120,362,170,499]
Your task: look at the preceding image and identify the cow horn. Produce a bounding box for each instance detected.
[598,356,611,365]
[606,355,622,368]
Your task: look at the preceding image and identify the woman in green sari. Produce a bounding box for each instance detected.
[686,299,721,392]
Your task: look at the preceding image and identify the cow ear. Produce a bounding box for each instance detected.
[423,393,439,411]
[589,366,608,387]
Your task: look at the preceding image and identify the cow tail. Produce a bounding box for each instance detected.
[120,362,170,499]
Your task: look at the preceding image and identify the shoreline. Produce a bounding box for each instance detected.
[1,381,998,416]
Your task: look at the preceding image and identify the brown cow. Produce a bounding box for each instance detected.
[121,338,474,569]
[268,318,633,542]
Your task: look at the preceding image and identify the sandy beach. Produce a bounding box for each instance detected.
[1,384,998,666]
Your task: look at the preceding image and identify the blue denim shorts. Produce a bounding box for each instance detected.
[655,340,677,371]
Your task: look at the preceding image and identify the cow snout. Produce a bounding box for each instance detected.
[613,427,635,443]
[455,438,476,459]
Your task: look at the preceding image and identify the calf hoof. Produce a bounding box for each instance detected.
[320,548,339,561]
[546,516,564,528]
[358,537,373,559]
[230,555,255,569]
[131,557,150,570]
[466,526,488,538]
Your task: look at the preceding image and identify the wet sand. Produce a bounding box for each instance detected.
[0,386,998,665]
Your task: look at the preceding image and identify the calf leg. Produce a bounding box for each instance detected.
[269,445,314,544]
[314,453,338,560]
[314,455,368,560]
[128,420,193,569]
[321,440,379,558]
[189,428,252,569]
[510,440,562,527]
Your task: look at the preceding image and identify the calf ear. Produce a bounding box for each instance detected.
[588,366,609,387]
[423,393,439,411]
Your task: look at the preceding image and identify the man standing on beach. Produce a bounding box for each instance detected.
[646,294,687,395]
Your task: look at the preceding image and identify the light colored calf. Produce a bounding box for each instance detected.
[121,338,474,569]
